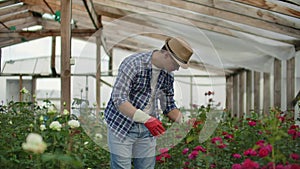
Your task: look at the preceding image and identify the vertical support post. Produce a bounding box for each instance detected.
[32,76,37,102]
[254,71,260,114]
[60,0,72,112]
[190,76,193,110]
[274,58,281,109]
[108,49,113,76]
[294,51,300,121]
[263,73,270,115]
[0,48,2,74]
[96,35,102,114]
[246,70,252,116]
[239,71,245,118]
[51,36,57,76]
[226,76,233,113]
[287,57,295,110]
[19,75,23,102]
[233,74,238,117]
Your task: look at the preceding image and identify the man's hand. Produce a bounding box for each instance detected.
[133,109,165,136]
[144,117,165,136]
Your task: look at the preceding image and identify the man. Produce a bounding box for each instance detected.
[104,37,193,169]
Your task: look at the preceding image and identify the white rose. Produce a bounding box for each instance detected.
[22,133,47,154]
[40,124,46,131]
[62,109,70,116]
[49,121,62,131]
[68,120,80,128]
[47,106,58,115]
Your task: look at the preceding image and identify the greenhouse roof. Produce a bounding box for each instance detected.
[0,0,300,75]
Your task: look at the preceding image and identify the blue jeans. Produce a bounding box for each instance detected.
[108,123,156,169]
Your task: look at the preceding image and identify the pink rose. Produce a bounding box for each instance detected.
[232,164,242,169]
[242,158,259,169]
[188,150,199,160]
[233,154,242,158]
[193,145,206,152]
[182,148,189,155]
[290,153,300,160]
[258,147,269,158]
[248,121,256,126]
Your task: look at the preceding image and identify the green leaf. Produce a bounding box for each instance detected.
[186,135,195,144]
[41,153,56,162]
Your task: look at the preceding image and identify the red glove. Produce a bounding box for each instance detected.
[133,109,165,136]
[144,117,165,136]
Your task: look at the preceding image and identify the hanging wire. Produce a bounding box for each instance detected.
[43,0,55,15]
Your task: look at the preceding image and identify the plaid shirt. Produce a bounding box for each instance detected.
[104,50,177,140]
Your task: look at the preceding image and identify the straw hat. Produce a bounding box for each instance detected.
[165,37,193,69]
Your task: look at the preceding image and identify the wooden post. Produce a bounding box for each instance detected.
[96,35,101,114]
[287,57,295,110]
[226,76,233,113]
[246,70,252,116]
[108,49,113,76]
[233,74,238,117]
[274,59,281,109]
[51,36,57,76]
[19,75,23,102]
[60,0,72,112]
[0,48,2,74]
[254,71,260,114]
[190,77,193,111]
[32,76,36,102]
[239,71,245,118]
[263,73,270,115]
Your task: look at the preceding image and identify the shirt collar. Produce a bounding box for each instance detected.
[141,50,156,69]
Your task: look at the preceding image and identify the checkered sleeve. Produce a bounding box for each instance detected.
[111,56,138,108]
[158,72,178,114]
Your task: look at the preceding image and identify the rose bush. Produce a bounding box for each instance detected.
[0,90,109,169]
[155,92,300,169]
[0,89,299,169]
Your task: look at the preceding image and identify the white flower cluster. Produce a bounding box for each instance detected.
[22,133,47,154]
[42,119,80,131]
[47,106,58,115]
[68,120,80,129]
[49,121,62,131]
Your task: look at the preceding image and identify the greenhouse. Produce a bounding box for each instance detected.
[0,0,299,168]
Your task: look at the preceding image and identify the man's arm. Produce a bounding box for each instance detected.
[167,109,183,122]
[118,101,137,118]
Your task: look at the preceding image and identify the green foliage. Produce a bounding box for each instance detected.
[0,98,109,169]
[1,90,299,169]
[155,107,300,169]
